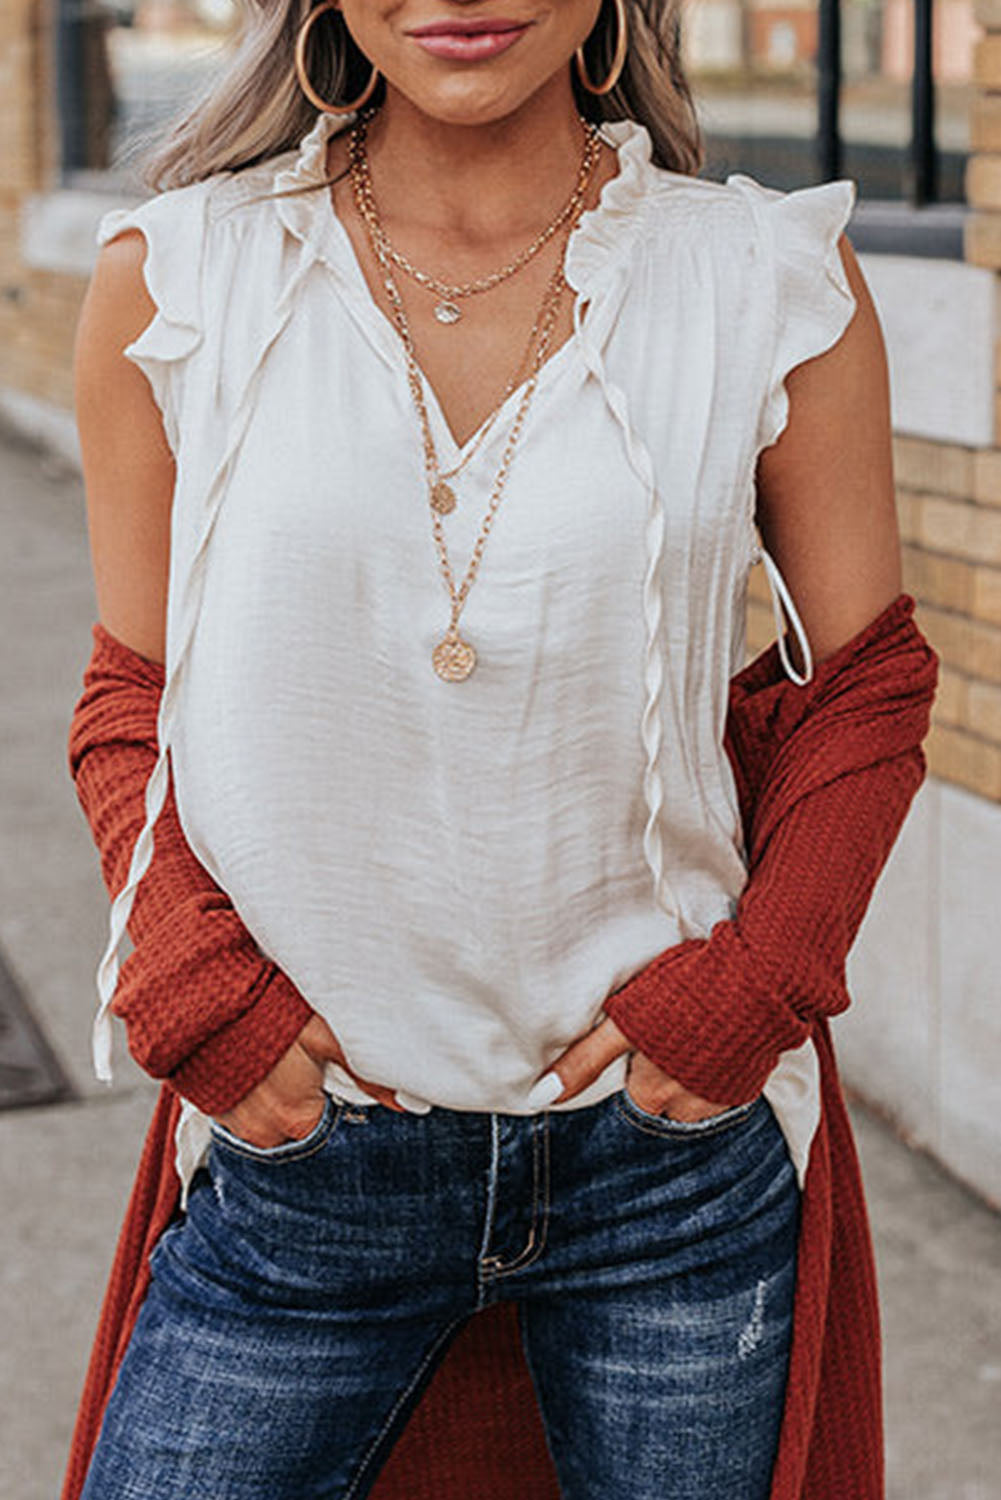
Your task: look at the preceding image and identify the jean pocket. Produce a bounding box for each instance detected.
[615,1086,763,1139]
[209,1093,341,1165]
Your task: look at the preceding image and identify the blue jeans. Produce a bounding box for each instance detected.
[82,1087,800,1500]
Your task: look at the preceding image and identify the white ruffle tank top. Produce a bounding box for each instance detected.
[92,114,858,1200]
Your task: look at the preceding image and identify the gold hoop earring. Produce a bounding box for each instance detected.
[295,1,380,115]
[574,0,629,97]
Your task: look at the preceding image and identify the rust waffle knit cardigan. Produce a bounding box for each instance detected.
[63,593,937,1500]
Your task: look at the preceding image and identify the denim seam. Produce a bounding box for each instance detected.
[480,1114,551,1280]
[476,1114,501,1270]
[614,1093,759,1140]
[342,1313,469,1500]
[208,1099,343,1165]
[515,1298,558,1471]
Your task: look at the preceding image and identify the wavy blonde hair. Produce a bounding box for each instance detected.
[145,0,703,190]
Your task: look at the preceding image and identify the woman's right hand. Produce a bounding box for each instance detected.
[213,1013,405,1148]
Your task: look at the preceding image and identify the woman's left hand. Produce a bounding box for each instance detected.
[528,1016,734,1122]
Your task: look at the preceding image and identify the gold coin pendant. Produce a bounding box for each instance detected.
[430,480,457,515]
[432,635,477,682]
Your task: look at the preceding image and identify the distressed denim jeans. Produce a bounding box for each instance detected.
[81,1087,800,1500]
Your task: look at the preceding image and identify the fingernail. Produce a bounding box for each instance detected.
[394,1091,433,1114]
[527,1071,564,1110]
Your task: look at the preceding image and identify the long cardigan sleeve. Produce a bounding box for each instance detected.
[68,623,313,1115]
[603,593,938,1103]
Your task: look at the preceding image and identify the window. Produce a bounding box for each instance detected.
[55,0,236,191]
[684,0,976,253]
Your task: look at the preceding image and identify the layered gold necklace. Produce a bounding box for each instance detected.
[347,116,599,682]
[350,111,601,327]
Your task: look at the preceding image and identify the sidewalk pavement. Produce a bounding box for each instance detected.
[0,428,998,1500]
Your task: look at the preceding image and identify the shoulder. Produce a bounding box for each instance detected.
[628,166,779,304]
[84,152,296,356]
[619,168,771,337]
[640,164,763,240]
[88,176,219,343]
[93,150,293,279]
[637,161,857,269]
[96,174,219,261]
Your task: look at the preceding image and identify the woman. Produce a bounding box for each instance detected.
[66,1,937,1497]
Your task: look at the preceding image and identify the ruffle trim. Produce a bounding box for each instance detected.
[271,110,353,254]
[728,173,858,456]
[563,119,656,297]
[96,186,211,450]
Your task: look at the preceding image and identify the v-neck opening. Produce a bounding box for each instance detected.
[317,182,583,459]
[274,111,656,456]
[419,332,579,463]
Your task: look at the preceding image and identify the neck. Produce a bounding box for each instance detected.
[362,77,590,241]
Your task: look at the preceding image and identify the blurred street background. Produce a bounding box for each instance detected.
[2,0,1001,1496]
[47,0,979,194]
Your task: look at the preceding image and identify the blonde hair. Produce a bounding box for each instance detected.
[145,0,703,191]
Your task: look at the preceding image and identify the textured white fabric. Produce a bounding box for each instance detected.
[93,114,856,1201]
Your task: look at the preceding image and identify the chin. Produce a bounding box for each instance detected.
[391,65,556,129]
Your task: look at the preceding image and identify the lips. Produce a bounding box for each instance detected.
[408,17,527,36]
[406,15,532,61]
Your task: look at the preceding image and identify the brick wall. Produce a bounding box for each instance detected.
[0,0,84,413]
[748,428,1001,802]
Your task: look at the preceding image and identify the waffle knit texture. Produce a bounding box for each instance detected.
[62,594,937,1500]
[603,592,936,1104]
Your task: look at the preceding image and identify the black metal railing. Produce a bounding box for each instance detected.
[817,0,842,182]
[910,0,939,205]
[815,0,940,205]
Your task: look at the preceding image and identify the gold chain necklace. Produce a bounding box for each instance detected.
[347,125,585,517]
[428,268,567,681]
[431,274,565,509]
[348,133,583,682]
[350,110,600,326]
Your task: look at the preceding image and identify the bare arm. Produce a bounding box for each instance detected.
[754,233,902,665]
[73,229,174,665]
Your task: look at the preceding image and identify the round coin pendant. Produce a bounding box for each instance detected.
[430,480,457,515]
[432,634,477,682]
[434,301,462,326]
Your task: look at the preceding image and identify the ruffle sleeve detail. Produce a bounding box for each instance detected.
[96,183,211,453]
[563,119,653,298]
[728,173,858,455]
